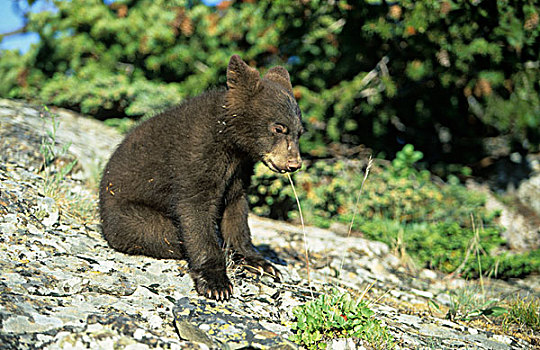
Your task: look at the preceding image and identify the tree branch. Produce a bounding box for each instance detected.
[0,25,28,39]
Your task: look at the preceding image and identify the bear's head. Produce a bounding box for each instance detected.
[223,55,303,173]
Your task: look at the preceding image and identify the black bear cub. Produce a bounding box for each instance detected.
[99,55,303,301]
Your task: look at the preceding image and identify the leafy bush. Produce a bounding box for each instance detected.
[250,145,540,279]
[251,145,487,228]
[355,0,540,160]
[1,0,538,168]
[290,289,394,349]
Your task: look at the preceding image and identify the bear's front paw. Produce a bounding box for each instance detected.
[240,256,281,282]
[191,270,234,302]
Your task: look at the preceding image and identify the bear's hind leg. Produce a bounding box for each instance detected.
[101,201,183,259]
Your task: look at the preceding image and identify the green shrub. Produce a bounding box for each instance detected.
[251,145,490,228]
[103,117,136,134]
[289,289,394,349]
[1,0,538,169]
[250,144,539,279]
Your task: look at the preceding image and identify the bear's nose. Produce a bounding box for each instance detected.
[286,159,302,172]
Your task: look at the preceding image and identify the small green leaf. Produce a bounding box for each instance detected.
[484,306,508,317]
[361,307,374,317]
[429,299,441,311]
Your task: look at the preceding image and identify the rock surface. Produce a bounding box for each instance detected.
[518,172,540,217]
[467,180,540,252]
[1,99,538,349]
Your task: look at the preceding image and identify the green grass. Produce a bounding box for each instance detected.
[502,296,540,332]
[445,286,507,322]
[443,286,539,337]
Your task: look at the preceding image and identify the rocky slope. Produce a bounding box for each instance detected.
[0,99,538,349]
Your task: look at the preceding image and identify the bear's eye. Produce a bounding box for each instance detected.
[271,124,288,135]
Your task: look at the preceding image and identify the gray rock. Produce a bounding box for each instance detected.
[0,222,17,236]
[36,196,59,228]
[469,181,540,250]
[518,173,540,216]
[173,297,297,349]
[326,338,359,350]
[0,99,537,350]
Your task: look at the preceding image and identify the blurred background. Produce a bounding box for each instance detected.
[1,0,539,279]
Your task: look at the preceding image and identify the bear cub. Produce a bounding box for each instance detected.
[99,55,303,301]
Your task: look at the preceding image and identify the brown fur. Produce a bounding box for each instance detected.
[99,55,303,301]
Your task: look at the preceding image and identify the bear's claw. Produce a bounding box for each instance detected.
[241,256,281,281]
[193,271,233,302]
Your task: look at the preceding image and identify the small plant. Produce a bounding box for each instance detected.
[289,289,394,349]
[39,105,78,196]
[446,286,507,322]
[38,106,98,222]
[502,296,540,332]
[391,143,423,175]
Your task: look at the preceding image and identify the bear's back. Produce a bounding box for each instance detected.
[100,89,227,206]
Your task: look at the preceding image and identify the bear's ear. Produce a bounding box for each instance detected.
[227,55,261,94]
[264,66,293,94]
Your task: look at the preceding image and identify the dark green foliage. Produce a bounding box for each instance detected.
[492,249,540,278]
[0,0,538,162]
[357,0,540,160]
[403,222,504,278]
